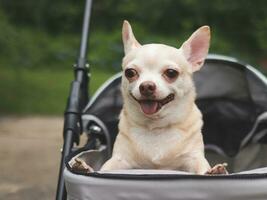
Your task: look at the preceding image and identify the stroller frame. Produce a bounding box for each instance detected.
[56,0,92,199]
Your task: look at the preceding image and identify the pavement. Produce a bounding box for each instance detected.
[0,117,64,200]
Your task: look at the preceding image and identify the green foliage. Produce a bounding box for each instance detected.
[0,66,114,115]
[90,0,267,58]
[0,9,79,69]
[0,0,83,33]
[0,0,267,114]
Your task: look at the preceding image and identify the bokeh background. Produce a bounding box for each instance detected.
[1,0,267,199]
[0,0,267,115]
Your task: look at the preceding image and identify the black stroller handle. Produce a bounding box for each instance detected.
[56,0,93,199]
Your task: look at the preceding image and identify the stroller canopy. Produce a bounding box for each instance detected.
[83,54,267,157]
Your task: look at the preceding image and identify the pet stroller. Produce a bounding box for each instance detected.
[56,0,267,199]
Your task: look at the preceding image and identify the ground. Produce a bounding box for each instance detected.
[0,117,64,200]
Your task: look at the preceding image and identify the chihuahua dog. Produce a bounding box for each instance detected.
[100,21,227,174]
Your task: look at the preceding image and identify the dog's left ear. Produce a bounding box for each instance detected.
[122,20,141,54]
[181,26,210,72]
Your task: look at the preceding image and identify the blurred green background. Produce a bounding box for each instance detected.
[0,0,267,115]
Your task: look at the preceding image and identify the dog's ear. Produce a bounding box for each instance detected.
[122,20,141,54]
[181,26,210,72]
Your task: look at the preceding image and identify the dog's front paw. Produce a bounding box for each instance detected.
[72,158,94,173]
[205,163,228,175]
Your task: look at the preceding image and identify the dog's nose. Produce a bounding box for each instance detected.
[139,81,156,96]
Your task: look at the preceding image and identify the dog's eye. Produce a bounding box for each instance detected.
[125,68,138,81]
[163,69,179,81]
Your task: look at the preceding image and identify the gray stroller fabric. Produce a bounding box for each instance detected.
[64,55,267,200]
[82,55,267,157]
[64,144,267,200]
[65,169,267,200]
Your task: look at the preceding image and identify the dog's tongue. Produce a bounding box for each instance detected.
[140,101,159,115]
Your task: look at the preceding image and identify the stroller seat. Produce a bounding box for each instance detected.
[64,54,267,200]
[82,54,267,160]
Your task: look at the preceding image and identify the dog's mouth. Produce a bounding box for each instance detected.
[130,93,175,115]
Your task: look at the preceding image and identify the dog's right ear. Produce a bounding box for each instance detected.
[122,20,141,54]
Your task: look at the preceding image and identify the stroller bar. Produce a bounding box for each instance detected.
[79,0,92,61]
[56,130,73,200]
[56,0,93,199]
[64,81,82,144]
[75,0,93,109]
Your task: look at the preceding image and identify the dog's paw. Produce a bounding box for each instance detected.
[205,163,228,175]
[72,158,94,173]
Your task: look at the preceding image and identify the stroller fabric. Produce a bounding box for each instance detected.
[64,55,267,200]
[64,144,267,200]
[83,55,267,156]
